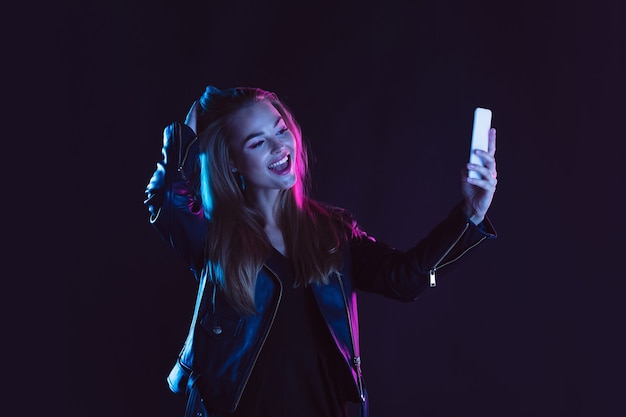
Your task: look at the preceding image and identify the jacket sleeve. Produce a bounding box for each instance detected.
[144,122,207,276]
[349,203,497,301]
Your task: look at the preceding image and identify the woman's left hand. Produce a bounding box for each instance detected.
[461,128,497,224]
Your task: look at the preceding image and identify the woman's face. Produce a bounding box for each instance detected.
[228,101,297,194]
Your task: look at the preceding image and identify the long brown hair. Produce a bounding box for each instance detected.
[197,86,350,314]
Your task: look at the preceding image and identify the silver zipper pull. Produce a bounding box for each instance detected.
[429,269,437,287]
[353,356,365,401]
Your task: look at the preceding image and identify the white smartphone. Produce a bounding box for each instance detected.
[469,107,492,179]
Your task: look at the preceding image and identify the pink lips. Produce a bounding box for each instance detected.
[268,154,291,174]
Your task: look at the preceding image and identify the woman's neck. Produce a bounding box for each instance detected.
[247,188,286,255]
[248,188,281,225]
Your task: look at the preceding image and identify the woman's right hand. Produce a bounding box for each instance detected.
[184,100,202,134]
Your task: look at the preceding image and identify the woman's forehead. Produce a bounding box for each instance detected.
[229,102,282,139]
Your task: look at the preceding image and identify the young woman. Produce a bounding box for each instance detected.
[144,86,497,417]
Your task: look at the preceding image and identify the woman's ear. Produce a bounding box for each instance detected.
[230,161,238,173]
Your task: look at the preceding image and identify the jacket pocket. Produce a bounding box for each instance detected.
[199,313,243,339]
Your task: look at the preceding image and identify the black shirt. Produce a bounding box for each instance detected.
[231,249,350,417]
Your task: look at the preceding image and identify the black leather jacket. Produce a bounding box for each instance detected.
[145,122,497,416]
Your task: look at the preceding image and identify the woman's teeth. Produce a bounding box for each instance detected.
[268,155,289,171]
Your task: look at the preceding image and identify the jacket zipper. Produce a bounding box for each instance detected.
[232,265,283,411]
[176,123,198,173]
[337,274,366,402]
[428,222,488,287]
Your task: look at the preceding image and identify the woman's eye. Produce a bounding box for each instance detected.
[277,127,289,135]
[250,140,264,149]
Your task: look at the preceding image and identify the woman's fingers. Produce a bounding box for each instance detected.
[184,101,201,134]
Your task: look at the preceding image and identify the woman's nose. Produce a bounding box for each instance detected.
[270,137,286,153]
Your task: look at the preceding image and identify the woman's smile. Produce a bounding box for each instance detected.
[268,154,291,173]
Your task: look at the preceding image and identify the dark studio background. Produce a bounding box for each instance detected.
[15,0,624,416]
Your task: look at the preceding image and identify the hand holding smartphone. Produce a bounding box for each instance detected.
[469,107,492,179]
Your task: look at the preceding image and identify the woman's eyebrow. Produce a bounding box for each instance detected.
[243,117,283,143]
